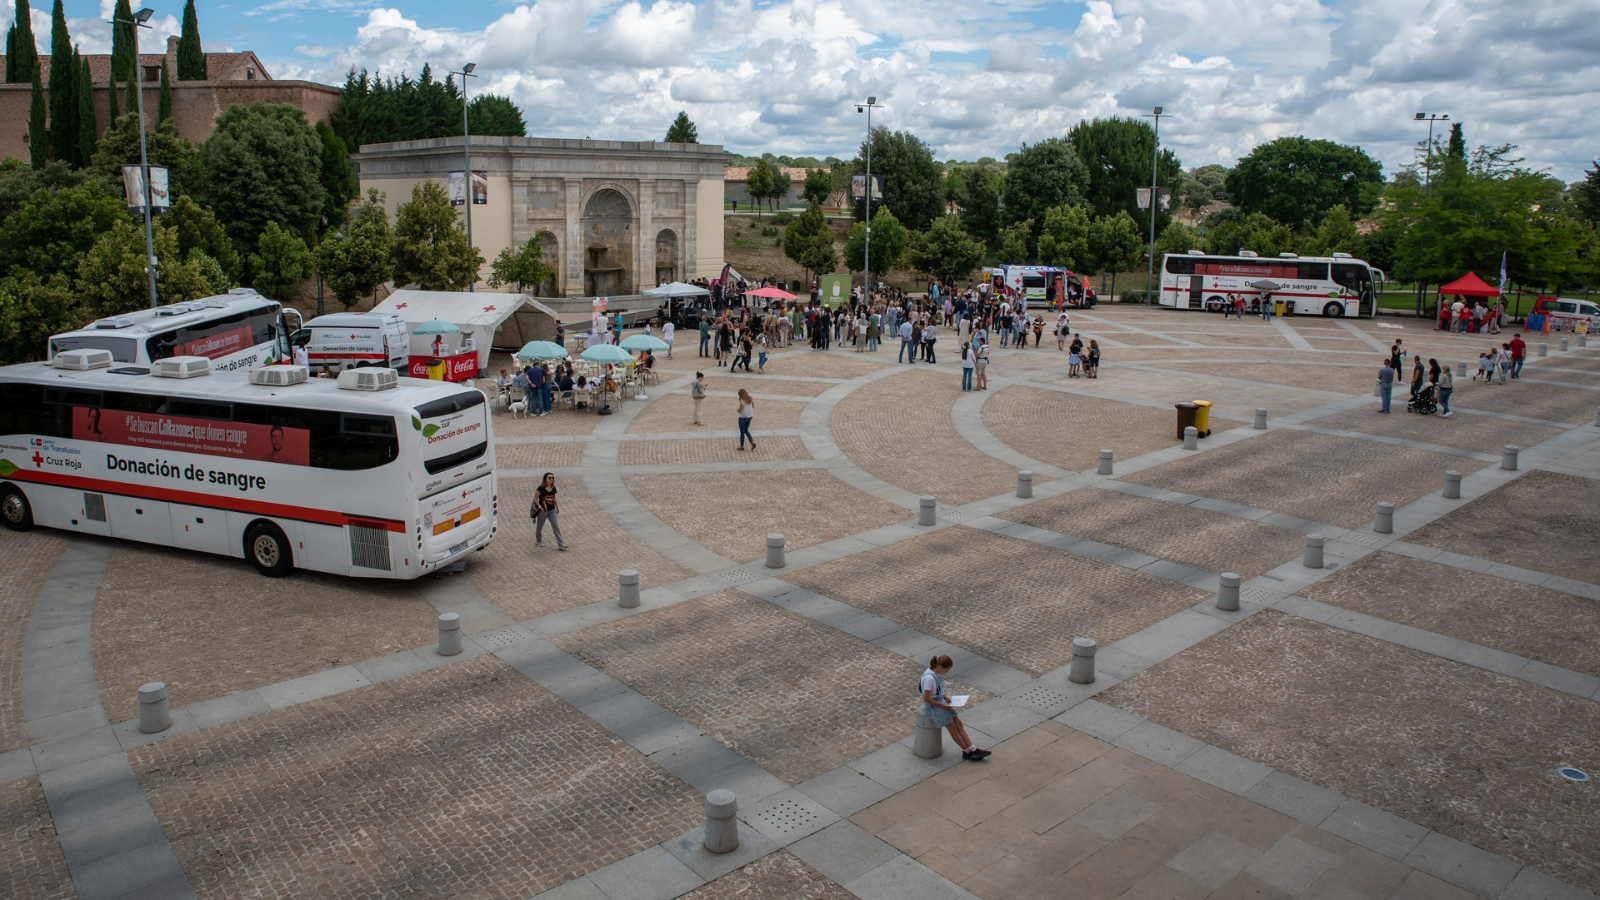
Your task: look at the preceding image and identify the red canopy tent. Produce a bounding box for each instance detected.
[1438,272,1500,297]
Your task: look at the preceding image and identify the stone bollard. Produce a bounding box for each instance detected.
[1539,343,1548,357]
[1560,337,1569,352]
[1582,335,1589,348]
[919,496,937,526]
[1216,572,1241,612]
[1016,471,1033,499]
[437,613,463,656]
[1443,470,1462,500]
[618,570,641,608]
[913,712,943,759]
[1455,360,1468,379]
[1303,534,1325,569]
[1068,637,1097,684]
[138,682,171,734]
[1595,406,1600,427]
[1501,445,1520,471]
[764,534,786,569]
[1375,502,1395,534]
[1097,450,1114,475]
[703,790,740,854]
[1182,426,1198,451]
[1254,408,1268,430]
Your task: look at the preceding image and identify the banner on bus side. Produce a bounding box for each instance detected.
[73,407,310,466]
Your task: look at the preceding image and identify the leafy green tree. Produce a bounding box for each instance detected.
[28,64,47,169]
[1573,160,1600,227]
[1152,221,1203,261]
[943,168,967,209]
[164,195,240,281]
[199,103,324,256]
[487,231,556,292]
[906,215,984,283]
[176,0,205,80]
[1002,138,1089,254]
[769,164,792,210]
[248,220,311,299]
[6,0,39,84]
[664,111,698,143]
[392,180,483,290]
[744,158,775,216]
[157,60,172,123]
[1205,210,1297,258]
[853,128,944,230]
[1067,117,1183,226]
[1087,211,1144,299]
[75,218,211,317]
[315,120,357,231]
[73,54,95,168]
[315,190,393,308]
[467,95,526,136]
[1182,164,1229,211]
[0,268,77,363]
[47,0,74,164]
[801,168,833,206]
[844,206,909,277]
[999,219,1031,263]
[1522,213,1594,293]
[91,114,201,202]
[781,202,836,278]
[0,185,128,280]
[187,247,232,295]
[1226,137,1383,226]
[960,167,1003,248]
[0,157,86,221]
[1300,205,1358,257]
[1037,203,1092,271]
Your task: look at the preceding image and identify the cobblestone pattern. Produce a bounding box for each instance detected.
[0,777,75,900]
[1101,611,1600,895]
[130,656,702,900]
[1550,354,1600,374]
[624,471,907,563]
[982,386,1217,473]
[1176,362,1379,396]
[490,404,607,437]
[1523,367,1600,386]
[94,545,437,712]
[554,591,947,784]
[617,434,812,467]
[677,849,857,900]
[1308,405,1566,456]
[1039,366,1333,423]
[999,487,1304,579]
[1304,335,1376,352]
[1303,551,1600,678]
[468,478,697,619]
[626,394,807,434]
[0,532,65,752]
[495,441,586,471]
[1188,330,1299,349]
[772,350,892,379]
[1406,470,1600,585]
[1449,379,1600,424]
[788,528,1208,676]
[831,369,1020,505]
[677,375,837,397]
[1128,429,1488,528]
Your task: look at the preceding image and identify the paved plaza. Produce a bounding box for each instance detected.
[3,307,1599,900]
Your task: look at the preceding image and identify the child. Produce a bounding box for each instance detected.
[1067,346,1082,377]
[1474,353,1491,382]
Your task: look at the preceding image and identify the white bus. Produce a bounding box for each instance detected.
[47,289,302,374]
[0,351,497,579]
[1159,250,1383,318]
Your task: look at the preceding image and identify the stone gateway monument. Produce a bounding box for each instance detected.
[354,137,726,298]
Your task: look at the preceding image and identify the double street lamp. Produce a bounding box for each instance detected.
[856,96,877,298]
[115,7,158,308]
[453,62,478,290]
[1142,106,1168,303]
[1415,112,1449,188]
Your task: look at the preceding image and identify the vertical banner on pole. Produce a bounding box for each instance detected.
[121,165,170,215]
[471,170,488,205]
[819,274,849,310]
[448,171,466,206]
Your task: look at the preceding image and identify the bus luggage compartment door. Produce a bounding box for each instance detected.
[421,476,493,563]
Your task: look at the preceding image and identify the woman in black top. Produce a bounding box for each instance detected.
[532,473,568,551]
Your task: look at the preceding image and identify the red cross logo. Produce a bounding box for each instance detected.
[394,303,408,310]
[31,452,44,468]
[483,305,497,313]
[461,490,468,499]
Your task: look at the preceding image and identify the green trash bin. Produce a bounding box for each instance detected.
[1175,402,1198,441]
[1192,400,1213,437]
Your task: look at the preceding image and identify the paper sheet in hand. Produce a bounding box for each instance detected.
[949,695,969,708]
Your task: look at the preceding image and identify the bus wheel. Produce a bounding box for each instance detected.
[1205,297,1226,312]
[0,485,34,531]
[244,522,293,577]
[1323,301,1343,318]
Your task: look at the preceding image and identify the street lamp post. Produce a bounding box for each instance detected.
[1414,112,1448,188]
[1142,106,1167,304]
[118,7,158,308]
[856,97,876,299]
[453,63,477,291]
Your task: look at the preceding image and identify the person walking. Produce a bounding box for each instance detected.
[1376,358,1394,413]
[662,320,675,359]
[1086,339,1101,378]
[921,655,989,761]
[975,340,990,390]
[1410,356,1426,401]
[691,372,707,426]
[899,319,915,363]
[735,388,757,451]
[699,317,711,357]
[1496,343,1512,385]
[960,342,975,391]
[1433,358,1454,417]
[756,332,769,373]
[532,472,568,550]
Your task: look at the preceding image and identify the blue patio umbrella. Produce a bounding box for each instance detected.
[580,344,634,364]
[516,341,569,360]
[411,318,461,334]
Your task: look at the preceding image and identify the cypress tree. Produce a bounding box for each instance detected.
[124,67,137,119]
[108,70,120,120]
[5,20,14,83]
[29,62,48,168]
[157,60,172,123]
[109,0,134,85]
[6,0,38,84]
[48,0,74,163]
[176,0,205,80]
[74,52,96,167]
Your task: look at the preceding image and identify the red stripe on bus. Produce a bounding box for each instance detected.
[307,352,389,360]
[4,469,406,532]
[1161,286,1344,300]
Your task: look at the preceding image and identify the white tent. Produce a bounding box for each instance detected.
[371,290,560,373]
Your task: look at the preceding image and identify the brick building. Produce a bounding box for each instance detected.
[0,37,339,162]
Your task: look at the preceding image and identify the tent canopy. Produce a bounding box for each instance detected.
[644,282,709,298]
[1438,272,1500,297]
[372,289,560,372]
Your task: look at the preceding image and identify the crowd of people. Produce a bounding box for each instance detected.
[1376,333,1528,417]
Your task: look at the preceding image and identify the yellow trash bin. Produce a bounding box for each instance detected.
[1274,300,1286,317]
[426,358,446,381]
[1192,400,1213,437]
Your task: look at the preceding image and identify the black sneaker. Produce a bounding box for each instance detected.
[969,749,992,760]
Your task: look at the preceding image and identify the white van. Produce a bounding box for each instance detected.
[294,313,408,372]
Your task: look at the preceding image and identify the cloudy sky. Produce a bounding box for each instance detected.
[10,0,1599,182]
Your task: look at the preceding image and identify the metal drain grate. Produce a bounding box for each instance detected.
[1340,533,1387,548]
[1013,686,1071,711]
[475,628,527,648]
[1242,587,1281,605]
[938,508,977,523]
[756,799,817,835]
[715,567,766,585]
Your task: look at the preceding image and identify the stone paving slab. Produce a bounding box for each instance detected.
[626,393,809,434]
[1309,404,1567,456]
[1054,364,1341,420]
[129,655,702,900]
[1100,611,1600,895]
[0,533,66,753]
[980,386,1210,473]
[618,435,811,466]
[1179,361,1378,396]
[787,527,1208,676]
[0,776,75,900]
[675,848,857,899]
[1451,377,1600,423]
[1404,470,1600,585]
[496,440,588,470]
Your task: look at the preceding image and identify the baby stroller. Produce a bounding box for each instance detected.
[1408,383,1437,415]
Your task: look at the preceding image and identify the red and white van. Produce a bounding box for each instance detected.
[1532,297,1600,332]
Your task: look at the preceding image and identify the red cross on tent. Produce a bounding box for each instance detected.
[482,305,497,313]
[393,302,408,309]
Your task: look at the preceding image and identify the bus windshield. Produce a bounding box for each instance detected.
[50,335,138,362]
[415,391,488,476]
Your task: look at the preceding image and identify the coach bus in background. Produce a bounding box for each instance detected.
[0,351,497,579]
[1159,250,1383,318]
[47,289,300,374]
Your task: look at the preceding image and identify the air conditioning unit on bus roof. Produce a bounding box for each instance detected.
[249,365,308,387]
[152,356,212,379]
[1238,250,1258,257]
[52,349,114,370]
[337,368,398,392]
[93,316,135,329]
[1331,252,1353,259]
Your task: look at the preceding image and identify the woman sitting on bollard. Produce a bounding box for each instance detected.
[921,655,990,761]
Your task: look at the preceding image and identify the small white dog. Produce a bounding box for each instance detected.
[509,400,528,418]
